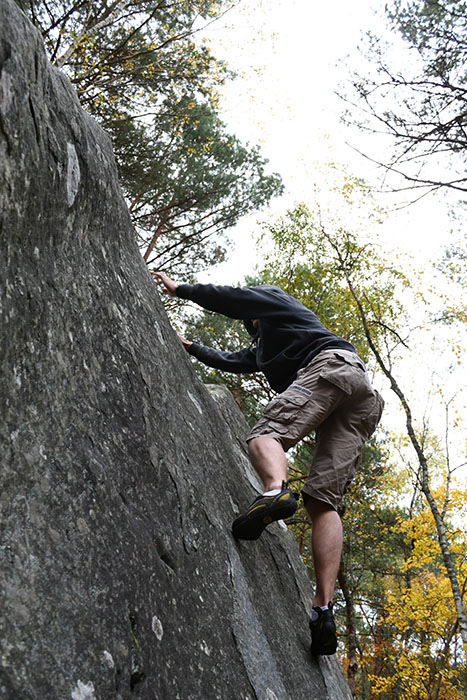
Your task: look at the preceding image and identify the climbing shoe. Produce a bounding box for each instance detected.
[309,603,337,656]
[232,481,299,540]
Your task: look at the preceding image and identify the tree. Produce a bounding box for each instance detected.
[342,0,467,197]
[18,0,283,276]
[178,168,467,688]
[339,454,412,697]
[255,172,408,366]
[178,174,409,687]
[118,106,283,275]
[250,173,467,687]
[360,468,467,699]
[341,254,467,654]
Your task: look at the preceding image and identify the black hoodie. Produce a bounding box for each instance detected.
[177,283,356,393]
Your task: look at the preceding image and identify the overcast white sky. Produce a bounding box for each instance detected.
[198,0,456,283]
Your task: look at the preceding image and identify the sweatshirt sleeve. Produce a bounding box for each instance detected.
[176,283,292,320]
[188,343,259,374]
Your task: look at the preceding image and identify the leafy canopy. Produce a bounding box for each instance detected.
[18,0,282,277]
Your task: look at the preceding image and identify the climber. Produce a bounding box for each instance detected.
[153,272,384,656]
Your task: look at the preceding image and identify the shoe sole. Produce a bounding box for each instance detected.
[310,638,337,655]
[232,499,297,540]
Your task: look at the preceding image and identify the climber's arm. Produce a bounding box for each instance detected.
[153,273,259,373]
[185,343,259,374]
[152,271,293,323]
[179,335,258,375]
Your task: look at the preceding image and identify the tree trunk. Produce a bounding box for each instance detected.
[143,211,170,262]
[343,271,467,651]
[55,1,131,68]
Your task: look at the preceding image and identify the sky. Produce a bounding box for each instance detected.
[197,0,456,282]
[195,0,467,479]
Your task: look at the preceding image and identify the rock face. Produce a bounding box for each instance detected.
[0,2,352,698]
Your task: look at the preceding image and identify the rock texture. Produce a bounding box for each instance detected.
[0,1,352,698]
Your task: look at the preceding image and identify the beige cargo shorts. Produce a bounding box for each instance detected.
[246,349,384,510]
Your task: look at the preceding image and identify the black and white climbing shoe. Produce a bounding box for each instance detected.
[309,603,337,656]
[231,481,299,540]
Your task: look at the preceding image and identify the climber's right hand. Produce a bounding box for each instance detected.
[152,271,178,297]
[178,335,192,351]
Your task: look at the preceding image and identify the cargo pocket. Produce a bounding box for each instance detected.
[362,391,385,437]
[263,385,312,432]
[319,352,366,396]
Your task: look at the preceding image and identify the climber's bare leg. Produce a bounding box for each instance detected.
[247,436,288,491]
[232,436,296,540]
[305,496,342,606]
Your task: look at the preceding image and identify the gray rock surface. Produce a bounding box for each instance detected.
[0,1,352,698]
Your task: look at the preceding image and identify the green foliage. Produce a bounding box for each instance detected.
[257,195,410,366]
[19,0,282,277]
[387,0,467,81]
[113,100,282,275]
